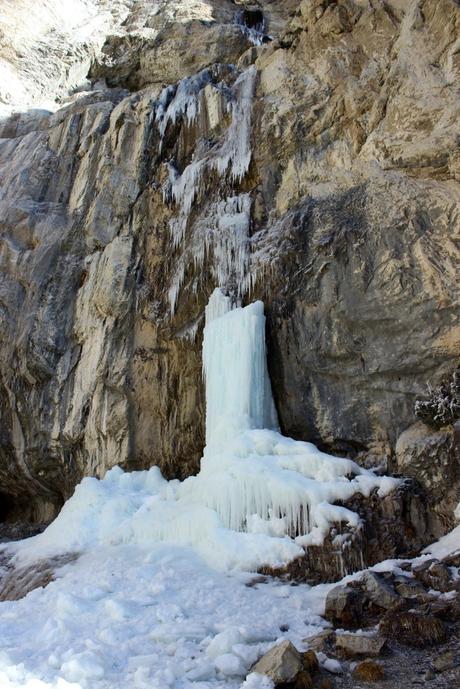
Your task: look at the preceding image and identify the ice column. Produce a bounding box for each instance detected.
[203,288,279,449]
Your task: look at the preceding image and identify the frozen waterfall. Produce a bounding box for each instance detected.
[203,288,279,449]
[14,292,400,573]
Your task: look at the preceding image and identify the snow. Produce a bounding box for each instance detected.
[423,524,460,560]
[0,291,405,689]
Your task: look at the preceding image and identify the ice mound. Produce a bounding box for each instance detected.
[13,290,399,572]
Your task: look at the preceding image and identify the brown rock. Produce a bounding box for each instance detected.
[352,660,385,682]
[413,560,453,593]
[293,670,313,689]
[301,650,319,674]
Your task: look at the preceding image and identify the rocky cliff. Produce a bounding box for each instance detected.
[0,0,459,527]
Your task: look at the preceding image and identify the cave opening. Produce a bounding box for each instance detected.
[237,8,266,34]
[0,491,16,522]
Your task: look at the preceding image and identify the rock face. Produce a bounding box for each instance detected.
[395,420,460,533]
[0,0,459,523]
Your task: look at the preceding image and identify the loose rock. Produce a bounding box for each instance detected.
[335,632,386,657]
[361,571,400,609]
[325,586,363,626]
[380,610,447,647]
[250,640,303,685]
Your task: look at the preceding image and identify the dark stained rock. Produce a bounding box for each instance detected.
[0,551,78,601]
[301,650,319,674]
[412,560,453,593]
[395,421,460,536]
[324,586,363,627]
[261,480,432,584]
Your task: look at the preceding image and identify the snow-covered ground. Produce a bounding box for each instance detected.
[0,540,327,689]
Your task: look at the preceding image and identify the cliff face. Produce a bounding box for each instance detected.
[0,0,459,523]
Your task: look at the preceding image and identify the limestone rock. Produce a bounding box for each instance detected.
[302,630,335,653]
[335,632,386,657]
[250,640,303,685]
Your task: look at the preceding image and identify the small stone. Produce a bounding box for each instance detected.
[362,571,400,609]
[424,669,435,680]
[433,651,456,672]
[352,660,385,682]
[250,640,302,684]
[335,632,386,657]
[302,650,319,673]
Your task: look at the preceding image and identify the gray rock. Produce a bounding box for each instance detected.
[325,586,363,626]
[335,632,386,657]
[250,640,303,684]
[395,422,460,535]
[394,576,426,598]
[361,572,400,610]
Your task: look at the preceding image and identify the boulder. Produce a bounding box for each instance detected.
[250,640,303,685]
[395,421,460,535]
[324,586,363,627]
[412,560,453,593]
[361,572,400,610]
[335,632,386,657]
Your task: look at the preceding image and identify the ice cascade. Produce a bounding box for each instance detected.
[14,291,401,573]
[203,288,279,448]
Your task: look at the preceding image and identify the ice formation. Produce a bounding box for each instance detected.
[203,288,279,447]
[14,290,400,573]
[155,66,257,315]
